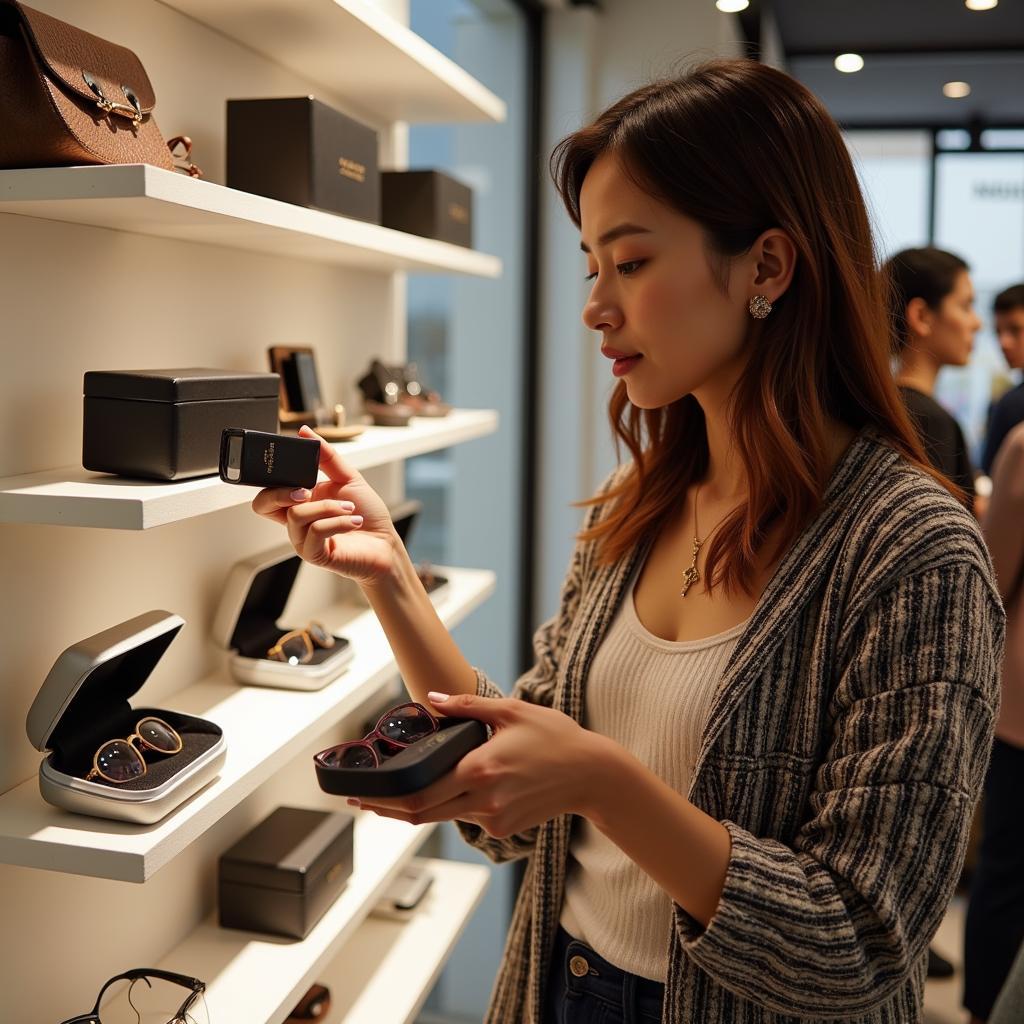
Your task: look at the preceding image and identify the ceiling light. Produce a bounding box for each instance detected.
[715,0,750,12]
[943,81,972,98]
[834,53,865,73]
[965,0,998,11]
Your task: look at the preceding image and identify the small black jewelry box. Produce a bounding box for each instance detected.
[219,806,355,939]
[227,96,380,224]
[83,368,279,481]
[381,170,473,248]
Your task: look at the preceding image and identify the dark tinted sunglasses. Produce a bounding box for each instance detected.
[314,701,438,770]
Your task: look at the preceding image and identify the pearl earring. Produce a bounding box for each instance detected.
[749,295,772,319]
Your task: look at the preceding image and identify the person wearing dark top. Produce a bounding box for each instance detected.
[885,247,982,516]
[899,384,977,502]
[981,283,1024,475]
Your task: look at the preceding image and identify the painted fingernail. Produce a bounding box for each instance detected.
[350,515,364,526]
[290,488,310,501]
[428,691,450,703]
[340,501,355,512]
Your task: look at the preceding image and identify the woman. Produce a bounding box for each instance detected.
[253,60,1003,1024]
[885,246,983,514]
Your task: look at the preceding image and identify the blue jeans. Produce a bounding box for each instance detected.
[543,926,665,1024]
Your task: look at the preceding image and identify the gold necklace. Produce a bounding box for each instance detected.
[680,483,732,598]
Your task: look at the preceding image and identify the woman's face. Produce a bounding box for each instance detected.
[927,270,981,367]
[579,153,750,410]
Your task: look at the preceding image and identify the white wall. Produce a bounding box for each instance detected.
[535,0,742,622]
[0,2,415,1020]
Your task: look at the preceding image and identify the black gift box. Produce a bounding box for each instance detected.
[381,170,473,248]
[227,97,380,224]
[83,368,279,481]
[219,806,355,939]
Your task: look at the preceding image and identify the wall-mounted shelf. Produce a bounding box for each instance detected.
[325,857,489,1024]
[0,165,503,276]
[160,817,439,1024]
[158,0,506,124]
[0,409,498,530]
[0,566,495,882]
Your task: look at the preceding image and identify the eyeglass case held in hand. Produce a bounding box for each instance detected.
[26,611,225,824]
[213,543,353,690]
[315,717,488,798]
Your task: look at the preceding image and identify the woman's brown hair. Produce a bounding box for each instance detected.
[551,58,960,595]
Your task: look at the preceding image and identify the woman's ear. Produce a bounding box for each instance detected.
[750,229,797,302]
[904,296,934,339]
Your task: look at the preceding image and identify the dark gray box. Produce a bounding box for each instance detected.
[218,806,355,939]
[227,97,380,223]
[381,170,473,248]
[83,368,279,481]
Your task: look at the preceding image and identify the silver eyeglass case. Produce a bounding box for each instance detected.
[26,611,226,825]
[213,543,354,691]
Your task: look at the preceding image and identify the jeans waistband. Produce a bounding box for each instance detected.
[552,925,665,1017]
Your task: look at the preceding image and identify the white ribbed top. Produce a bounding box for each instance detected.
[560,577,747,981]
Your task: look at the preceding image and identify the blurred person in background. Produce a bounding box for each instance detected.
[886,247,983,525]
[965,418,1024,1024]
[982,284,1024,475]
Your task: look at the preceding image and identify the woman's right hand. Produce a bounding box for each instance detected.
[251,425,401,587]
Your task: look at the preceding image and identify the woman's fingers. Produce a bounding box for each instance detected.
[300,513,365,565]
[251,486,312,525]
[285,498,358,552]
[299,424,360,487]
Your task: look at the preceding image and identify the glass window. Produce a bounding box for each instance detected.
[845,130,932,258]
[934,152,1024,461]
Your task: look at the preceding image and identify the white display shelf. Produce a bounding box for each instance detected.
[324,857,489,1024]
[158,0,506,124]
[0,409,498,530]
[0,165,503,276]
[160,817,439,1024]
[0,566,495,882]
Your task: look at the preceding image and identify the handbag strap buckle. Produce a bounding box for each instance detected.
[82,70,143,125]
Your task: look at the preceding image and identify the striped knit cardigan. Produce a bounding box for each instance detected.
[457,426,1004,1023]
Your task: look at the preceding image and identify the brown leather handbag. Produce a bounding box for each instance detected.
[0,0,173,170]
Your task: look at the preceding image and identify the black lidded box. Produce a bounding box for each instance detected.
[227,97,380,224]
[219,806,355,940]
[381,170,473,248]
[83,368,279,481]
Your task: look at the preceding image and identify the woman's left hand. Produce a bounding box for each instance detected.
[347,692,607,837]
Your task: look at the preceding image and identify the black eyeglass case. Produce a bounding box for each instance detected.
[25,611,226,824]
[213,543,353,690]
[315,717,488,798]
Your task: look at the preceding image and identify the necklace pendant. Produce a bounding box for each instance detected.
[680,564,700,598]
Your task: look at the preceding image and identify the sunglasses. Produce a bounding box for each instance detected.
[84,716,183,784]
[58,967,207,1024]
[267,622,336,665]
[314,702,438,770]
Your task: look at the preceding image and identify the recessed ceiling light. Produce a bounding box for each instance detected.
[943,81,972,98]
[715,0,750,12]
[965,0,998,11]
[834,53,865,73]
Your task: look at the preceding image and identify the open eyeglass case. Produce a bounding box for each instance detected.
[26,611,225,824]
[213,543,353,690]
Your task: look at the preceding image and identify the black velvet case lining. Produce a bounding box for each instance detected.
[228,549,348,663]
[48,707,222,791]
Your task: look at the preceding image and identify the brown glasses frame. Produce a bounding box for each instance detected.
[84,716,183,784]
[266,621,336,664]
